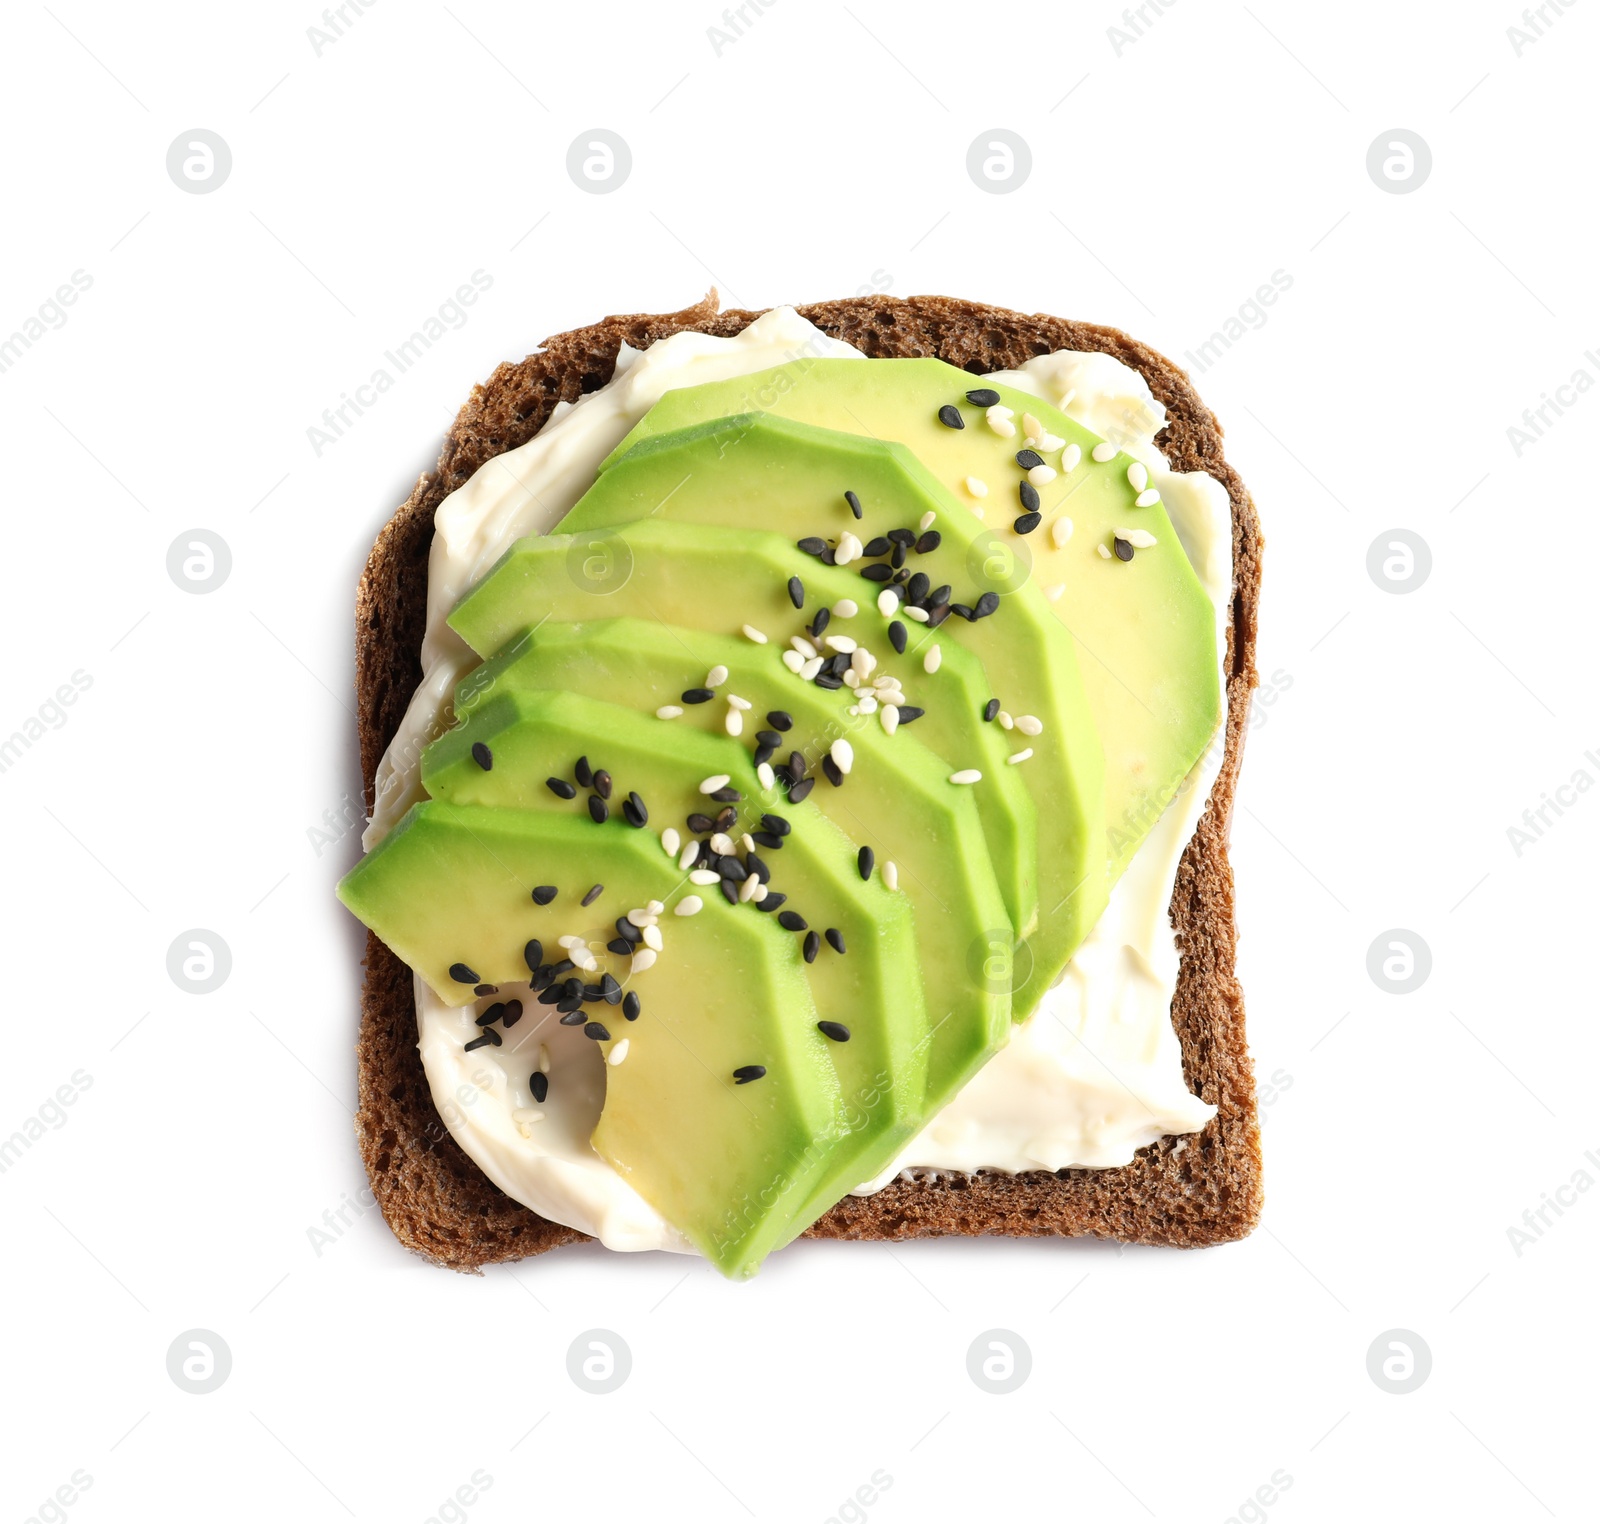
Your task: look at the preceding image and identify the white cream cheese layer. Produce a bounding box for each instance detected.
[369,308,1231,1252]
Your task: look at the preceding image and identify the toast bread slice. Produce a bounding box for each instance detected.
[352,293,1264,1270]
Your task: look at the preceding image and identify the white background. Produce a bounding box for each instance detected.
[1,2,1595,1520]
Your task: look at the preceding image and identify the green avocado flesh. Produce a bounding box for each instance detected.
[605,359,1221,877]
[554,413,1107,1002]
[421,685,932,1226]
[334,356,1219,1278]
[335,804,833,1277]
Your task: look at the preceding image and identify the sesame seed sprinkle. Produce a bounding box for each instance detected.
[1014,511,1042,535]
[532,885,557,905]
[965,476,989,498]
[682,687,714,704]
[732,1064,767,1084]
[631,948,657,974]
[608,1038,630,1066]
[1097,543,1113,559]
[924,644,942,674]
[831,738,854,774]
[1015,714,1043,735]
[880,705,899,736]
[817,1020,851,1042]
[1051,517,1074,548]
[788,576,805,609]
[876,588,898,618]
[725,708,743,737]
[904,605,930,623]
[831,599,858,619]
[662,827,681,856]
[937,403,964,429]
[547,777,576,800]
[675,896,704,917]
[966,388,1000,407]
[888,621,907,655]
[803,930,819,963]
[858,845,874,881]
[705,665,729,688]
[1092,441,1117,463]
[582,883,604,907]
[1062,443,1082,472]
[742,624,768,644]
[919,510,937,532]
[1114,537,1134,562]
[449,962,480,984]
[1008,748,1035,765]
[1135,488,1162,508]
[950,769,983,785]
[883,860,899,892]
[471,742,493,771]
[698,774,730,795]
[845,489,863,519]
[1127,461,1149,492]
[656,705,684,720]
[588,795,608,824]
[574,756,593,787]
[1028,464,1057,486]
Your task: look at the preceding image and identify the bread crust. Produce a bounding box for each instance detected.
[352,293,1264,1270]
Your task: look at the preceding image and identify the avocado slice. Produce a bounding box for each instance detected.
[421,685,932,1210]
[550,416,1107,1007]
[449,517,1039,951]
[336,801,838,1278]
[606,359,1221,877]
[448,612,1014,1118]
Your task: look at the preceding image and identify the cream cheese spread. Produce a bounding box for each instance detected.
[365,307,1232,1253]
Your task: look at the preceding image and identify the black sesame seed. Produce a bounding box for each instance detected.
[474,984,497,996]
[860,564,894,583]
[546,777,577,800]
[471,741,493,771]
[681,687,714,704]
[584,1022,610,1042]
[752,830,785,849]
[892,528,919,547]
[551,959,575,976]
[888,621,907,655]
[803,931,820,963]
[532,885,557,905]
[761,813,791,836]
[891,542,907,570]
[798,536,826,556]
[754,893,787,913]
[607,938,632,956]
[715,805,738,831]
[1018,480,1040,513]
[615,916,642,943]
[930,583,952,606]
[622,991,641,1021]
[915,530,942,554]
[449,962,480,984]
[858,845,875,881]
[844,490,863,520]
[825,928,846,955]
[502,1000,524,1028]
[686,812,715,834]
[951,603,975,621]
[582,882,604,907]
[817,1020,852,1042]
[1016,448,1043,470]
[937,404,965,430]
[711,786,743,804]
[559,1009,585,1024]
[927,603,951,626]
[974,591,1000,619]
[592,768,613,801]
[747,853,771,884]
[787,574,805,609]
[530,1070,549,1102]
[753,733,783,756]
[821,755,844,788]
[720,879,740,905]
[476,1003,506,1027]
[733,1064,767,1084]
[582,982,605,1002]
[719,857,748,881]
[754,743,776,768]
[819,547,837,566]
[623,792,648,827]
[767,711,793,732]
[601,974,621,1004]
[464,1034,491,1051]
[1113,536,1135,561]
[966,388,1001,407]
[588,795,608,824]
[983,698,1001,723]
[574,755,593,787]
[788,752,808,778]
[778,910,808,932]
[863,535,891,558]
[789,777,815,803]
[810,607,831,639]
[484,1027,502,1046]
[906,571,930,604]
[815,674,845,691]
[1014,511,1042,535]
[897,706,925,725]
[539,986,565,1006]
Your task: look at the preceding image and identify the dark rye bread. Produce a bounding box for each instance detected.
[352,293,1264,1270]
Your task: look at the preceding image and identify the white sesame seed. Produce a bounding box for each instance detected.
[644,899,661,917]
[843,669,861,689]
[739,874,762,902]
[537,1044,550,1075]
[998,711,1014,729]
[572,948,599,973]
[750,882,768,902]
[852,648,876,678]
[675,896,703,917]
[656,704,684,720]
[825,635,858,653]
[800,656,823,681]
[1044,583,1065,602]
[608,1038,630,1066]
[883,860,899,891]
[557,934,583,950]
[1027,464,1057,486]
[1135,488,1161,508]
[1051,516,1074,548]
[836,531,864,565]
[1039,432,1065,452]
[1126,462,1149,492]
[782,649,805,674]
[626,907,654,927]
[757,761,775,790]
[965,476,989,498]
[705,664,729,688]
[662,827,680,857]
[987,403,1014,420]
[924,643,942,674]
[1116,527,1159,548]
[741,623,768,644]
[1097,543,1113,559]
[904,605,930,623]
[1022,412,1044,444]
[698,773,730,794]
[1016,714,1043,735]
[832,598,859,619]
[880,705,899,736]
[678,841,699,871]
[919,510,937,532]
[727,694,752,711]
[856,696,876,715]
[971,503,986,518]
[689,869,720,885]
[709,832,734,855]
[790,635,817,659]
[725,707,743,737]
[1061,443,1082,472]
[987,415,1016,439]
[630,948,657,974]
[950,769,983,785]
[1008,748,1034,765]
[642,924,663,952]
[877,589,899,618]
[1092,441,1117,463]
[831,738,854,775]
